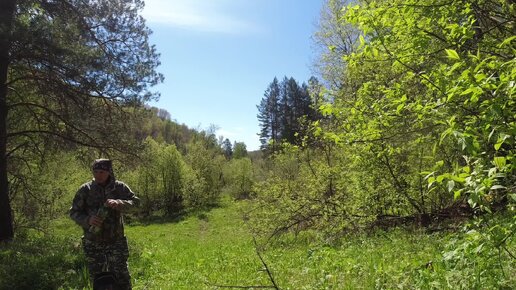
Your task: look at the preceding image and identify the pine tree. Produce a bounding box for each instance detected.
[258,76,320,152]
[279,77,314,144]
[0,0,163,241]
[222,138,233,160]
[257,77,281,152]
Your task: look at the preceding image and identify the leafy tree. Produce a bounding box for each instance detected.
[184,139,225,208]
[223,157,254,200]
[0,0,162,241]
[160,143,186,215]
[313,0,359,89]
[233,141,248,159]
[252,0,516,241]
[339,0,516,213]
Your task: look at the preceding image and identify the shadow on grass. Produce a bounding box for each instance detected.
[130,201,223,226]
[0,230,89,290]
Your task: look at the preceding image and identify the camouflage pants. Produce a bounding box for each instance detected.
[82,237,132,290]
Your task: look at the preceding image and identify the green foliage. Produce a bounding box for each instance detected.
[249,144,379,238]
[223,157,255,199]
[274,0,516,230]
[414,212,516,289]
[125,133,228,216]
[9,152,90,231]
[2,200,513,289]
[232,141,248,159]
[257,76,318,153]
[184,140,225,208]
[0,230,87,290]
[340,0,516,211]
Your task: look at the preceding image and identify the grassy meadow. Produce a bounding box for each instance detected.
[0,196,514,289]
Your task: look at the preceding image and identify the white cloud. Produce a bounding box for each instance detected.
[142,0,261,34]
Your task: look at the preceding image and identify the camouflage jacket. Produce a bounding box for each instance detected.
[69,179,140,243]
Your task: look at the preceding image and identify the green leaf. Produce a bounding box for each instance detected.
[396,103,404,114]
[448,180,455,192]
[490,185,505,190]
[445,49,460,60]
[372,47,379,57]
[493,156,506,169]
[450,175,465,183]
[499,35,516,48]
[494,134,510,151]
[460,87,474,96]
[359,34,365,46]
[319,104,333,116]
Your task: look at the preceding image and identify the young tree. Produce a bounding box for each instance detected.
[0,0,163,241]
[233,141,248,159]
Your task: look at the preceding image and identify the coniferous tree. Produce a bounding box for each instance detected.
[278,76,316,144]
[258,76,320,152]
[222,138,233,160]
[257,77,281,152]
[0,0,163,241]
[279,76,296,143]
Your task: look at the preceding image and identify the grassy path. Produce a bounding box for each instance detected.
[127,200,271,289]
[40,198,513,289]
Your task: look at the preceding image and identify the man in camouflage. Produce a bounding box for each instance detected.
[70,159,140,290]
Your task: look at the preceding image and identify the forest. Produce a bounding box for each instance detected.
[0,0,514,289]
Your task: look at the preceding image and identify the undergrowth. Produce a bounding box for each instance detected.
[0,200,513,289]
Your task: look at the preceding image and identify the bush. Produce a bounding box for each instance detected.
[223,158,255,199]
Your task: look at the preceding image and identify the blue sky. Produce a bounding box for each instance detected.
[141,0,323,151]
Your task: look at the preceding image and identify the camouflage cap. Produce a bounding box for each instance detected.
[92,159,112,172]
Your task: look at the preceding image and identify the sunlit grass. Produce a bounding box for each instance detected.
[1,199,513,289]
[127,199,271,289]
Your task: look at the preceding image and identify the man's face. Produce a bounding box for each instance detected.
[93,169,110,185]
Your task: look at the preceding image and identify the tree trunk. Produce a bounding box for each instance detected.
[0,0,16,242]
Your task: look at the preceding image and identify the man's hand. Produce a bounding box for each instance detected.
[88,215,104,227]
[105,199,124,210]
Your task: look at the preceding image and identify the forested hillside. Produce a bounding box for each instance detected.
[0,0,514,289]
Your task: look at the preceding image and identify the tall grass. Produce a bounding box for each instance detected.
[0,198,513,289]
